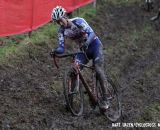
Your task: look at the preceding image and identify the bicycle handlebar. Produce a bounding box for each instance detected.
[51,52,94,70]
[53,51,87,57]
[51,52,82,69]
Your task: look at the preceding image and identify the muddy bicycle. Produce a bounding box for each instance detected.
[51,51,122,122]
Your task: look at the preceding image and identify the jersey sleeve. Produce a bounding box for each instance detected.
[75,18,93,34]
[57,27,65,47]
[74,18,96,45]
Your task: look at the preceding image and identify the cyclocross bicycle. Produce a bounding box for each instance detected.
[51,51,122,122]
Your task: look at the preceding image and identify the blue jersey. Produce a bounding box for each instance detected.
[57,17,96,47]
[56,17,103,65]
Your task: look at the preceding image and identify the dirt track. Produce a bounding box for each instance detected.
[0,1,160,130]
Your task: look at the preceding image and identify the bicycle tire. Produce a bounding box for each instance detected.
[97,73,122,122]
[63,68,84,116]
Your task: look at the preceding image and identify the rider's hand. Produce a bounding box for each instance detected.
[54,46,64,54]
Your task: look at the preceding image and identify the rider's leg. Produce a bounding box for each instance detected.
[93,45,108,98]
[87,38,109,109]
[93,44,110,109]
[95,63,108,97]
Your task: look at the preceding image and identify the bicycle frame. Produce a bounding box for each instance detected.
[78,69,98,105]
[52,53,99,106]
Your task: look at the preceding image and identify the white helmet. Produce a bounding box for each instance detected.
[51,6,66,21]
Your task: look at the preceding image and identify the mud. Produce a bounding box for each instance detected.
[0,1,160,130]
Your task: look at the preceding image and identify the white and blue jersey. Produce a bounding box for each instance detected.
[56,17,103,65]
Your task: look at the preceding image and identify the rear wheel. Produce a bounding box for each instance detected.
[63,68,84,116]
[97,73,122,122]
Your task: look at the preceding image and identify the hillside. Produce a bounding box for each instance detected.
[0,0,160,130]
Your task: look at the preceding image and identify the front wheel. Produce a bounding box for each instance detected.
[97,73,122,122]
[63,68,84,116]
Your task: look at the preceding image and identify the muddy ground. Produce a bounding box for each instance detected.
[0,1,160,130]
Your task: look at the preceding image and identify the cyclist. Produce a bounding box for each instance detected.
[50,6,109,110]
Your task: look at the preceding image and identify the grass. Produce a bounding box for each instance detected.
[107,0,141,5]
[77,4,97,19]
[0,23,57,62]
[0,43,18,58]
